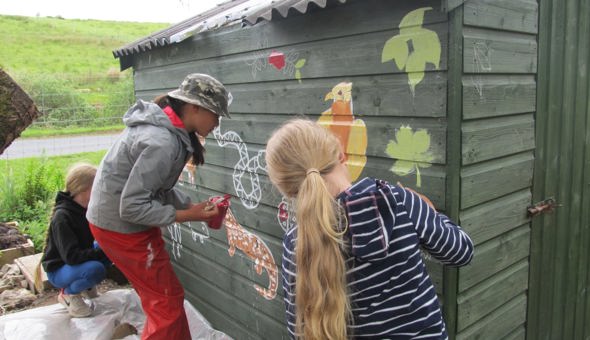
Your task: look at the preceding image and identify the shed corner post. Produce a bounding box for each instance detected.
[443,3,464,340]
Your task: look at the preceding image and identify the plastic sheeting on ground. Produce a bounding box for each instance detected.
[0,289,232,340]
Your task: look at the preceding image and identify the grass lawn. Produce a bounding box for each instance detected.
[20,125,125,138]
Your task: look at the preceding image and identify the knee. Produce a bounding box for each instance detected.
[84,261,107,283]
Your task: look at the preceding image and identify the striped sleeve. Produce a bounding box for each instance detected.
[397,186,474,266]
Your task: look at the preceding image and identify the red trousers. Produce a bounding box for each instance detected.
[90,224,190,340]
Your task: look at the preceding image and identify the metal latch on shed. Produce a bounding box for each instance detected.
[527,197,560,217]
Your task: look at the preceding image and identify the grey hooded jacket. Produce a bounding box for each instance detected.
[86,100,193,234]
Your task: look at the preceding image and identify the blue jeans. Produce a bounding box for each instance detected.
[47,261,107,295]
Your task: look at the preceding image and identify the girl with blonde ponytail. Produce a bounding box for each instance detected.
[266,119,474,339]
[36,163,109,318]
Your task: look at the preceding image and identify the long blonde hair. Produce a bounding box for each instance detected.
[34,163,97,292]
[266,119,351,340]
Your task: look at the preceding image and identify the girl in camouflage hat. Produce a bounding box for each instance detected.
[86,73,231,340]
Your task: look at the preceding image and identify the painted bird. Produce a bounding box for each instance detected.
[317,82,368,181]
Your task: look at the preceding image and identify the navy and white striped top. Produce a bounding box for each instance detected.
[281,178,474,339]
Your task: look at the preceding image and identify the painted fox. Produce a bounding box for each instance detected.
[224,208,278,300]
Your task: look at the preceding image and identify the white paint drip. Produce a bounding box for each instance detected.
[146,242,154,269]
[472,42,493,98]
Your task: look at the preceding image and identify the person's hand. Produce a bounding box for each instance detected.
[176,201,219,223]
[397,182,436,210]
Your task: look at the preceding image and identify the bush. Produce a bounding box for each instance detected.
[0,151,105,252]
[0,157,63,251]
[13,72,135,129]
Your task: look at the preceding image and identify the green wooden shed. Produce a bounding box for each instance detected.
[113,0,590,339]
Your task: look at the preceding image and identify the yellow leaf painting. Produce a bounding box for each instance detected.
[386,125,433,187]
[381,7,441,95]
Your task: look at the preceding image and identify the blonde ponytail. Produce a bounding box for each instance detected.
[266,119,351,340]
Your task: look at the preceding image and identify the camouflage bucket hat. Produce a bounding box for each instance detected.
[168,73,232,118]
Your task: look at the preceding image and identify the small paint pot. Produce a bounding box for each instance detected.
[207,194,231,229]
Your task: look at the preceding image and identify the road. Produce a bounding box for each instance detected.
[1,133,120,160]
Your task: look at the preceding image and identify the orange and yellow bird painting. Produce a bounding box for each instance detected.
[317,82,368,181]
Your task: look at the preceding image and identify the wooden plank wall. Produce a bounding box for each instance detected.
[527,0,590,339]
[130,0,453,338]
[455,1,538,339]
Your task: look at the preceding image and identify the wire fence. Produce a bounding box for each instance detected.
[0,73,136,160]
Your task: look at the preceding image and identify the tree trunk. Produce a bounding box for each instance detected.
[0,69,43,155]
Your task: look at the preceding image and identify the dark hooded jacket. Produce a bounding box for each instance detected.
[41,191,107,272]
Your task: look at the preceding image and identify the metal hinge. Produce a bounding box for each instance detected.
[527,197,560,217]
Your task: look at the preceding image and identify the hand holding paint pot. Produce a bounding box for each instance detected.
[207,194,231,229]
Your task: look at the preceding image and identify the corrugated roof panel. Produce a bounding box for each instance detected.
[112,0,349,59]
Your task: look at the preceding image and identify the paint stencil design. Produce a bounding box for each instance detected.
[381,7,441,95]
[225,208,278,300]
[213,119,266,209]
[245,40,306,82]
[277,196,297,232]
[167,223,183,260]
[191,221,210,244]
[386,125,433,188]
[317,82,368,181]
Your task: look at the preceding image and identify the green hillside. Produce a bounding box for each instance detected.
[0,15,167,77]
[0,15,169,130]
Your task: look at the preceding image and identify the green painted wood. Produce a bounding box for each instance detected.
[134,22,449,88]
[524,0,552,338]
[462,75,536,120]
[456,259,528,331]
[169,245,286,320]
[163,221,283,296]
[553,3,580,339]
[456,294,527,340]
[137,73,448,118]
[462,114,535,164]
[457,18,538,338]
[458,226,530,291]
[504,326,526,340]
[122,0,547,338]
[191,155,448,211]
[356,158,448,207]
[460,190,531,245]
[201,115,448,163]
[184,290,262,340]
[423,259,443,294]
[132,0,447,70]
[444,0,467,12]
[173,264,288,339]
[463,27,537,74]
[571,2,590,336]
[528,0,590,339]
[443,4,463,339]
[460,152,534,209]
[463,0,538,34]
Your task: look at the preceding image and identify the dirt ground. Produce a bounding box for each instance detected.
[0,223,132,315]
[0,222,29,250]
[5,277,132,315]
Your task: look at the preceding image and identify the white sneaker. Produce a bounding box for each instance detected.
[80,286,99,299]
[58,291,92,318]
